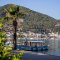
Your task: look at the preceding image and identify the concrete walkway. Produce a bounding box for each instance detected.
[22,51,60,60]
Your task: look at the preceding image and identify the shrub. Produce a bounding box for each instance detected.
[0,22,24,60]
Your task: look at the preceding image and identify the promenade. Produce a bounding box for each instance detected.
[22,51,60,60]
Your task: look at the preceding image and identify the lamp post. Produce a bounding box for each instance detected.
[13,18,17,50]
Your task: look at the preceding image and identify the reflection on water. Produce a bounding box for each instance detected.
[46,39,60,56]
[17,38,60,56]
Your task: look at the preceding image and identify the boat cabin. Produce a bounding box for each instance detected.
[17,39,48,51]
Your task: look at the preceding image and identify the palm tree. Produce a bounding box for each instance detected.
[4,6,26,50]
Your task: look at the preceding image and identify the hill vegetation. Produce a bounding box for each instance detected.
[0,4,60,34]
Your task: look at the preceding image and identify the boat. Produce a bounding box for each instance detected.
[17,39,48,51]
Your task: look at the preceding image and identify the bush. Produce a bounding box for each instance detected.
[0,23,24,60]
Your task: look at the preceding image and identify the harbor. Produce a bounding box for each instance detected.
[22,51,60,60]
[5,31,60,56]
[0,1,60,60]
[17,38,60,56]
[17,38,48,51]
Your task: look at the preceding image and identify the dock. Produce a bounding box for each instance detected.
[22,51,60,60]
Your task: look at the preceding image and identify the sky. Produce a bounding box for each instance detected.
[0,0,60,19]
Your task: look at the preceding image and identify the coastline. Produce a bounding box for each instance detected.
[22,51,60,60]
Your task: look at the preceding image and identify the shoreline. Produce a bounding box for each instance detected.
[22,51,60,60]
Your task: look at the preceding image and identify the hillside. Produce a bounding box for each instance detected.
[0,4,59,34]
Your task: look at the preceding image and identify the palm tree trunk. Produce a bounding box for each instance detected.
[13,19,17,50]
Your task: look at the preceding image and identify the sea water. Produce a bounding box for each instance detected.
[17,39,60,56]
[44,39,60,56]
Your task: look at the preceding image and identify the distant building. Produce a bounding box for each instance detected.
[48,32,59,39]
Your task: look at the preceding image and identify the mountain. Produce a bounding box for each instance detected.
[0,4,60,34]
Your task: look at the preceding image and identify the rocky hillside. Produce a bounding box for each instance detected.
[0,4,60,33]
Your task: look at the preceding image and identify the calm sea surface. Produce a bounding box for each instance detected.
[43,39,60,56]
[17,39,60,56]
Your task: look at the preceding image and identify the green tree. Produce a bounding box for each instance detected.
[0,21,24,60]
